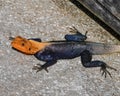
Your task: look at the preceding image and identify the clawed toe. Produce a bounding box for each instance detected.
[32,64,48,73]
[106,65,117,71]
[100,64,117,78]
[9,37,15,40]
[68,26,78,33]
[100,68,112,78]
[32,64,43,73]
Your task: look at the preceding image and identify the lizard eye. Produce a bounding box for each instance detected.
[29,48,31,51]
[21,43,25,46]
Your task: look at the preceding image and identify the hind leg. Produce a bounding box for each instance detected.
[80,50,116,78]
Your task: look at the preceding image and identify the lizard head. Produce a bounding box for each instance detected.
[11,36,50,55]
[11,36,40,54]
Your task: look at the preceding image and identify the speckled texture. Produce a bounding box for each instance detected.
[0,0,120,96]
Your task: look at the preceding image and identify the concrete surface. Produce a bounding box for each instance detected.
[0,0,120,96]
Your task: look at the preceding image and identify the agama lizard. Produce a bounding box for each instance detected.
[10,27,120,78]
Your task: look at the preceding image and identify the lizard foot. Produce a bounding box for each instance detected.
[69,26,88,36]
[9,37,15,40]
[32,64,48,73]
[100,64,117,78]
[65,26,88,42]
[69,26,78,33]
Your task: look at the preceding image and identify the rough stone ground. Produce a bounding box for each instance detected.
[0,0,120,96]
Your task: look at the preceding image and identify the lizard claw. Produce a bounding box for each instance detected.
[85,31,88,37]
[69,26,88,37]
[9,37,15,40]
[100,64,117,78]
[32,64,48,73]
[69,26,78,33]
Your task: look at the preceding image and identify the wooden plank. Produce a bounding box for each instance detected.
[98,0,120,20]
[76,0,120,36]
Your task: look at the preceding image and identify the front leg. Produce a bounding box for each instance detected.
[65,26,88,42]
[32,60,57,73]
[80,50,117,78]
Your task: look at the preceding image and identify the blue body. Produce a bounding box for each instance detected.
[31,27,116,77]
[34,42,86,61]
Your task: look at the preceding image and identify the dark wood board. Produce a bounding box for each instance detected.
[73,0,120,37]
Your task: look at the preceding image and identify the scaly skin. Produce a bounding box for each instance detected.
[10,27,119,78]
[85,41,120,55]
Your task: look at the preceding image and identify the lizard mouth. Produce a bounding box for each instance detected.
[12,47,27,54]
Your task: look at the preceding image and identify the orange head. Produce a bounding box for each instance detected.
[11,36,50,55]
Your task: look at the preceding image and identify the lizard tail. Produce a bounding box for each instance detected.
[86,42,120,55]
